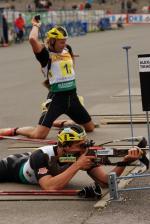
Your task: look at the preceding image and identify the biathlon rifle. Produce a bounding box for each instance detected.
[59,137,149,169]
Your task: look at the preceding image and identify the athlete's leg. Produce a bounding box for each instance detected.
[82,121,95,132]
[0,119,74,138]
[17,93,73,138]
[42,94,74,128]
[0,93,67,138]
[52,119,75,128]
[0,159,9,182]
[15,125,50,139]
[0,126,50,139]
[0,128,17,136]
[67,94,95,132]
[0,118,75,137]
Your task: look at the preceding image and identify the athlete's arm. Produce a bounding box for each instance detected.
[87,162,128,187]
[29,18,50,70]
[39,153,95,190]
[29,18,44,53]
[30,150,95,190]
[38,163,80,190]
[87,147,142,187]
[29,149,79,190]
[111,147,142,176]
[34,47,49,67]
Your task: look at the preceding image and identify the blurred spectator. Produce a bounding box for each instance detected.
[142,6,149,13]
[98,17,111,31]
[72,4,78,10]
[79,3,84,10]
[46,0,52,10]
[26,3,33,12]
[117,16,124,29]
[97,0,106,3]
[14,14,25,43]
[121,0,125,13]
[34,0,44,10]
[131,0,137,13]
[84,2,92,9]
[34,0,52,10]
[126,0,137,13]
[10,4,16,10]
[1,14,9,47]
[34,0,39,9]
[126,0,132,13]
[39,0,47,9]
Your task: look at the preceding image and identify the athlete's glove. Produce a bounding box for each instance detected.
[78,182,102,199]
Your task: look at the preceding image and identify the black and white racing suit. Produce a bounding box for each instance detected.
[0,145,69,184]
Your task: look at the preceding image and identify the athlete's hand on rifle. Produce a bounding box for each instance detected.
[124,147,142,162]
[76,150,95,170]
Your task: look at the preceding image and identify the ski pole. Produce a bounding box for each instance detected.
[0,189,80,196]
[0,186,102,199]
[99,136,145,146]
[123,46,134,146]
[0,135,56,145]
[0,135,145,147]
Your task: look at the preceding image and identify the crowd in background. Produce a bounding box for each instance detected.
[33,0,94,11]
[0,12,25,47]
[33,0,53,11]
[0,0,149,13]
[1,0,150,47]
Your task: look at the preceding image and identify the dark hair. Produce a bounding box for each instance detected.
[66,44,74,59]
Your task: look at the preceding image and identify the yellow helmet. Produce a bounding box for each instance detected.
[57,124,87,144]
[46,26,68,40]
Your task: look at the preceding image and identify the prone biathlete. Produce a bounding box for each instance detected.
[0,125,142,190]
